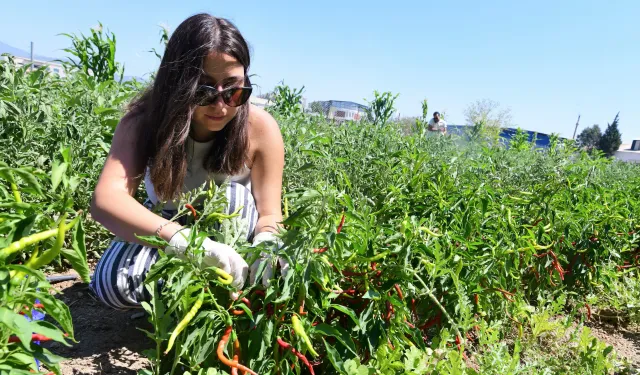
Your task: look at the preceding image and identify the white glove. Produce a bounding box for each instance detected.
[249,232,290,288]
[166,228,248,291]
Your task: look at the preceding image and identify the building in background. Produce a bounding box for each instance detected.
[615,141,640,163]
[313,100,369,122]
[0,41,66,77]
[250,96,271,109]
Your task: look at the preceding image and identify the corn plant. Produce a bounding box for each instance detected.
[59,22,124,83]
[269,82,305,118]
[365,90,398,126]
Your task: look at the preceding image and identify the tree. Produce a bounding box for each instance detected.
[598,113,622,157]
[309,101,325,115]
[463,99,513,140]
[576,125,602,151]
[464,99,513,128]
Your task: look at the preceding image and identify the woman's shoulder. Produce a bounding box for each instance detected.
[248,104,279,134]
[246,105,284,161]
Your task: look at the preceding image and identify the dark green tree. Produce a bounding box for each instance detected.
[598,113,622,157]
[577,125,602,151]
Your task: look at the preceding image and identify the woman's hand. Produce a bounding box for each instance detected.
[167,228,249,290]
[248,232,290,287]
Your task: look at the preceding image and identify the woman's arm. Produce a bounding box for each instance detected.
[90,113,182,244]
[248,107,285,236]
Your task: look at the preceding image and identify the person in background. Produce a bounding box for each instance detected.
[89,13,288,310]
[427,112,447,134]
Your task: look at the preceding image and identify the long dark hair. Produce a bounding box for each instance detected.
[130,13,251,202]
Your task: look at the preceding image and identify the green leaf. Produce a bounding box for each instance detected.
[135,234,169,248]
[29,320,72,346]
[329,304,360,328]
[323,338,345,374]
[362,290,381,300]
[26,292,74,339]
[6,265,47,283]
[312,323,357,355]
[51,160,68,193]
[274,266,295,303]
[0,307,32,348]
[60,219,90,283]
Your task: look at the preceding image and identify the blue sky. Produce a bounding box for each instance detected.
[1,1,638,142]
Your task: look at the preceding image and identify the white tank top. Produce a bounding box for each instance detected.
[144,136,252,210]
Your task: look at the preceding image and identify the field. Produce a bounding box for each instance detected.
[2,26,640,375]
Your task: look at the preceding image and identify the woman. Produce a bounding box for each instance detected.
[89,13,287,310]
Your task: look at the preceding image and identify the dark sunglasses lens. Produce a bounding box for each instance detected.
[195,86,215,106]
[223,87,252,107]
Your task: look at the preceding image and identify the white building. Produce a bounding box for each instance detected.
[615,140,640,163]
[0,41,66,77]
[318,100,369,122]
[250,96,271,109]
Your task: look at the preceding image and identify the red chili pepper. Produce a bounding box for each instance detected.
[276,337,315,375]
[336,212,345,234]
[393,284,404,300]
[473,294,479,305]
[8,333,66,343]
[419,312,442,330]
[312,247,328,253]
[493,287,515,302]
[185,204,197,219]
[385,300,393,321]
[585,303,592,321]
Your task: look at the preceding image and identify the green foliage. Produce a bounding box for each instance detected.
[59,23,124,83]
[509,128,534,151]
[269,82,305,118]
[365,90,398,126]
[0,156,89,373]
[2,22,639,375]
[599,113,623,157]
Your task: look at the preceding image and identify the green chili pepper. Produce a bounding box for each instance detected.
[165,289,205,354]
[24,212,69,270]
[291,314,319,357]
[0,214,79,261]
[357,250,391,263]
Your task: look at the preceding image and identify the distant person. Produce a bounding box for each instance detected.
[427,112,447,134]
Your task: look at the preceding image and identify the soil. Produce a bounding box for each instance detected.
[42,271,640,374]
[588,322,640,369]
[43,270,152,374]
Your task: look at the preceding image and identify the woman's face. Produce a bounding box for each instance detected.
[191,51,246,141]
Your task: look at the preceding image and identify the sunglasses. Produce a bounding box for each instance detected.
[194,85,253,107]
